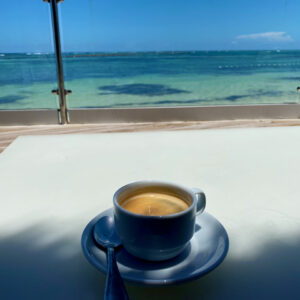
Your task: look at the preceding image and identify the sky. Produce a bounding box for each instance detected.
[0,0,300,53]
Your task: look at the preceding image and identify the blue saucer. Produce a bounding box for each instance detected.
[81,208,229,286]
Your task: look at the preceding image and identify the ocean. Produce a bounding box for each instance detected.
[1,50,300,110]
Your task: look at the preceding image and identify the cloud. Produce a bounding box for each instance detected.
[236,32,293,42]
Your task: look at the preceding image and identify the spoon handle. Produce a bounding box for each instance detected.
[105,247,129,300]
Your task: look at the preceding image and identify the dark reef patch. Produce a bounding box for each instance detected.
[99,84,190,97]
[278,77,300,81]
[0,95,27,104]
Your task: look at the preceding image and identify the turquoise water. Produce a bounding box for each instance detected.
[1,50,300,110]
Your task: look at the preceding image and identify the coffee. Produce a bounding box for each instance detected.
[121,192,190,216]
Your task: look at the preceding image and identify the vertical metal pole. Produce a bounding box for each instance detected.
[48,0,68,124]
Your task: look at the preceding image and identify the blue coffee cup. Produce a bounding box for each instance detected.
[113,181,206,261]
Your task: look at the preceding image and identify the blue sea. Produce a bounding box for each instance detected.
[1,50,300,110]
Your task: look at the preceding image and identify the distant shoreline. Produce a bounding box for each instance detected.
[1,49,300,57]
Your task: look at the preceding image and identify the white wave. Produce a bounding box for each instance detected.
[26,52,48,56]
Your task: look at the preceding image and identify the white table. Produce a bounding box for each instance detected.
[0,127,299,299]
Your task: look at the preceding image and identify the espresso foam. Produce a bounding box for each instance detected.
[121,192,190,216]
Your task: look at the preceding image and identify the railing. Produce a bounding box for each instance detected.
[47,0,68,124]
[1,0,300,125]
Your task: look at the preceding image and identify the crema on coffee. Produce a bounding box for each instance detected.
[121,192,190,216]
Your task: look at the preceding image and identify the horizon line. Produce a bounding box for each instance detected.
[1,49,300,55]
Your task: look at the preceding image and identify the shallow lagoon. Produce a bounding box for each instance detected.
[1,51,300,110]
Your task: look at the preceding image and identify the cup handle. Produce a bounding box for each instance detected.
[192,188,206,215]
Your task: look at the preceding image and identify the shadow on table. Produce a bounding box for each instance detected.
[127,237,300,300]
[0,223,300,300]
[0,222,105,300]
